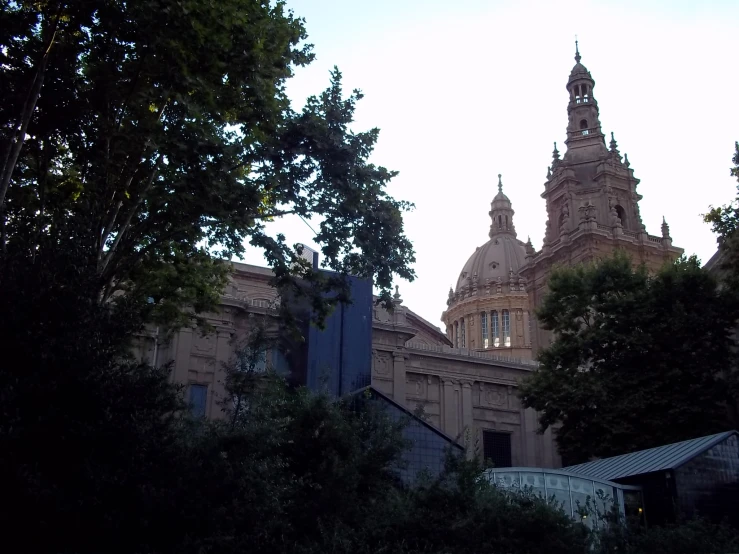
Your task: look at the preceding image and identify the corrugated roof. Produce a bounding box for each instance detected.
[563,430,738,481]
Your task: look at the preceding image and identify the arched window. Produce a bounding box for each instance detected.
[454,321,459,347]
[615,205,626,226]
[498,215,502,228]
[502,310,511,347]
[481,312,489,348]
[461,318,466,348]
[580,119,588,129]
[505,215,508,228]
[491,310,500,347]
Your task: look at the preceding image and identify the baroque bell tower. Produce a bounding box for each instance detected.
[520,43,683,352]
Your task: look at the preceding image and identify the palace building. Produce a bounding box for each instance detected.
[136,45,683,472]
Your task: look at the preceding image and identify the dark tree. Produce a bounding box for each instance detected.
[519,253,739,463]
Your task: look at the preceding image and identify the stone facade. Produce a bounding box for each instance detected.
[135,260,561,468]
[134,45,693,472]
[518,44,683,352]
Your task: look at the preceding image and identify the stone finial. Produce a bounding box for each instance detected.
[498,174,503,193]
[661,216,671,240]
[525,236,535,256]
[575,37,581,64]
[509,269,516,291]
[552,142,561,170]
[609,131,622,161]
[393,285,402,303]
[447,286,454,302]
[624,153,630,168]
[547,166,552,179]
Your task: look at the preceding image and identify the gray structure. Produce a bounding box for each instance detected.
[485,467,643,527]
[565,431,739,525]
[350,386,464,484]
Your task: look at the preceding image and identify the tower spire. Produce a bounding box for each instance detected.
[489,172,516,238]
[575,36,581,63]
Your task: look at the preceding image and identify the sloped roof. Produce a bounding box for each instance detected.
[347,385,464,450]
[703,247,724,272]
[564,430,738,481]
[405,307,453,347]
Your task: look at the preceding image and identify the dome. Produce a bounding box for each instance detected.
[454,234,527,294]
[568,61,592,84]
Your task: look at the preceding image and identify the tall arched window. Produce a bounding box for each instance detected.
[461,318,466,348]
[502,310,511,347]
[491,310,500,347]
[481,312,489,348]
[615,205,626,226]
[454,321,459,347]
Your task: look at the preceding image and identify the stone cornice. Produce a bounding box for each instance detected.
[404,342,538,371]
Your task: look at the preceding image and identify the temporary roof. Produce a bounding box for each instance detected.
[563,430,738,481]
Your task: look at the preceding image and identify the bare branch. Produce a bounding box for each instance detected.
[99,155,161,276]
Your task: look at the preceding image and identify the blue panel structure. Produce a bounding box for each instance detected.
[307,274,372,397]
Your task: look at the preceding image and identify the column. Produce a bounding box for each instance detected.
[523,310,531,347]
[442,378,456,436]
[461,380,474,458]
[392,351,406,406]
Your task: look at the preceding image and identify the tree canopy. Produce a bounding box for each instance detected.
[0,0,415,330]
[519,253,739,463]
[704,141,739,285]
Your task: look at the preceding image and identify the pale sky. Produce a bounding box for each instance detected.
[242,0,739,328]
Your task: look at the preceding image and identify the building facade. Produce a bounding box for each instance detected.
[135,45,691,473]
[136,260,561,469]
[441,175,533,360]
[519,44,683,351]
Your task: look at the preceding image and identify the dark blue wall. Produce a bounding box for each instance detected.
[306,274,373,396]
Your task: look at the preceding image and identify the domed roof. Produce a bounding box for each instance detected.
[568,42,593,85]
[569,62,591,80]
[454,234,527,294]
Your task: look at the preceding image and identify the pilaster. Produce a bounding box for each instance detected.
[392,350,407,406]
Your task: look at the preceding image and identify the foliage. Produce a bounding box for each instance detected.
[376,455,591,554]
[519,252,739,463]
[705,141,739,288]
[0,0,415,332]
[595,516,739,554]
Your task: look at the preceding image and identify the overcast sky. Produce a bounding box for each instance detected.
[241,0,739,328]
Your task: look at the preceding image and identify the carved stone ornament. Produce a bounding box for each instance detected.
[372,350,392,376]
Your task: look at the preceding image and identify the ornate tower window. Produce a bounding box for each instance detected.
[615,205,626,227]
[481,312,489,348]
[455,321,459,347]
[502,310,511,347]
[461,318,466,348]
[491,310,500,347]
